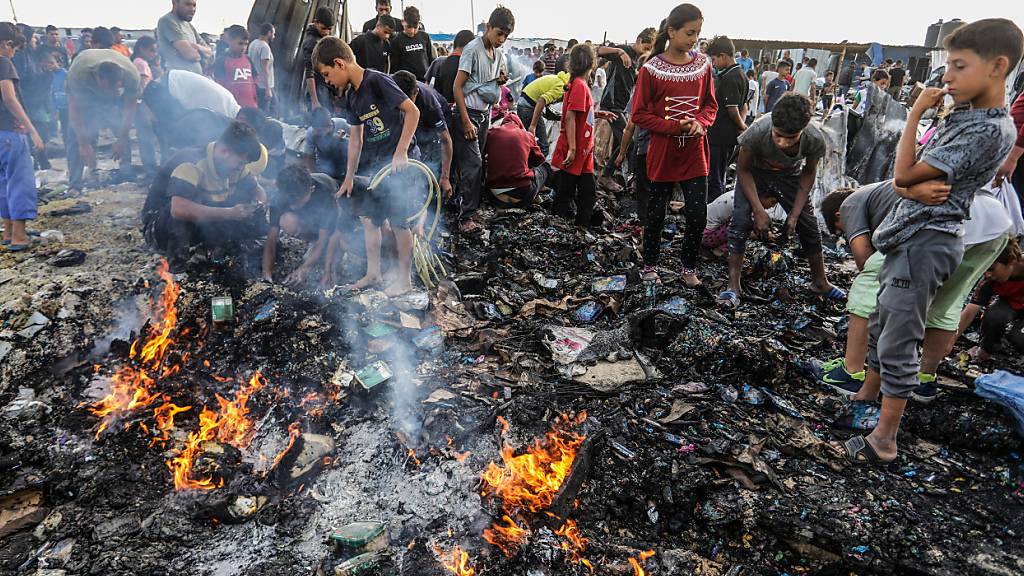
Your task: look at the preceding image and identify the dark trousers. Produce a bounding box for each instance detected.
[491,162,553,209]
[146,205,267,260]
[644,177,707,269]
[600,110,628,178]
[727,169,822,256]
[552,171,596,226]
[452,109,489,219]
[980,298,1024,354]
[634,153,650,219]
[257,87,276,116]
[515,97,549,156]
[707,143,735,202]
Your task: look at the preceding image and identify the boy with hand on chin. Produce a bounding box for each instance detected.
[312,36,422,297]
[843,18,1022,465]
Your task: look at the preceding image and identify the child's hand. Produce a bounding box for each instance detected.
[784,214,799,238]
[284,267,308,287]
[392,149,409,172]
[563,148,576,169]
[912,87,946,116]
[752,209,771,238]
[337,177,354,199]
[686,122,704,137]
[596,110,616,121]
[903,180,951,205]
[614,149,627,167]
[440,175,453,198]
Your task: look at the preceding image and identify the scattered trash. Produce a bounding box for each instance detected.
[571,301,604,324]
[354,361,393,394]
[39,230,65,244]
[543,325,594,365]
[332,521,388,557]
[48,249,86,267]
[975,371,1024,436]
[211,296,234,330]
[592,275,627,293]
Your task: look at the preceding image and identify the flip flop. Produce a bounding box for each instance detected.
[6,242,32,252]
[842,435,895,466]
[814,285,847,300]
[0,240,9,246]
[717,290,740,309]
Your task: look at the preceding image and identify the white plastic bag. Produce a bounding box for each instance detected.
[993,180,1024,237]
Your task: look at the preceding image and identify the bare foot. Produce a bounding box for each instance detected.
[345,274,382,291]
[385,279,413,297]
[681,272,702,288]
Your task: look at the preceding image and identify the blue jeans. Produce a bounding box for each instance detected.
[0,131,38,221]
[516,97,548,156]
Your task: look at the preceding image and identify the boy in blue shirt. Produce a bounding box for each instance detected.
[313,36,422,296]
[763,61,790,114]
[843,18,1023,465]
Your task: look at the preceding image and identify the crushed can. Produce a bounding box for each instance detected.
[354,361,393,394]
[572,301,604,324]
[211,297,234,329]
[332,521,388,557]
[592,275,627,293]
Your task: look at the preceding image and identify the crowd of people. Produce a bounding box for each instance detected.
[1,2,1024,467]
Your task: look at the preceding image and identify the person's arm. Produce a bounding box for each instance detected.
[170,195,254,222]
[727,106,746,132]
[786,157,819,236]
[453,69,475,140]
[113,93,138,162]
[439,128,454,197]
[958,303,982,337]
[320,230,342,288]
[997,145,1024,185]
[894,87,947,188]
[894,180,951,205]
[261,57,273,97]
[392,99,420,171]
[0,79,43,151]
[562,108,578,169]
[615,118,636,166]
[528,96,546,134]
[307,77,321,109]
[847,234,874,270]
[67,93,95,169]
[596,45,631,68]
[261,225,280,281]
[337,125,363,198]
[286,228,330,286]
[736,146,771,238]
[172,40,202,63]
[303,39,322,109]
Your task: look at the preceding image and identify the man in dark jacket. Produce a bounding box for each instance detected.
[389,6,436,81]
[362,0,393,33]
[302,7,335,110]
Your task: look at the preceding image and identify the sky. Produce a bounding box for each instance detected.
[0,0,1021,46]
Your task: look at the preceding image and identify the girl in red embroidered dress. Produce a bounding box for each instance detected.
[631,4,718,288]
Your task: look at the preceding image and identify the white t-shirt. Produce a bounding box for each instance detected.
[591,67,607,110]
[247,38,275,90]
[963,187,1013,246]
[793,67,817,96]
[746,79,759,117]
[167,70,241,118]
[705,190,787,229]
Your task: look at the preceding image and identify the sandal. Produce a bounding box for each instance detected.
[814,285,847,300]
[717,290,740,310]
[642,266,660,283]
[842,435,895,466]
[680,267,703,289]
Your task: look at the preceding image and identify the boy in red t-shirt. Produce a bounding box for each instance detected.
[213,25,259,109]
[552,44,610,226]
[960,238,1024,360]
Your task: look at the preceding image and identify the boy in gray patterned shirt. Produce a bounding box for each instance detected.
[842,18,1023,465]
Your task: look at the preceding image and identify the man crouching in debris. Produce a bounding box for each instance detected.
[142,121,268,271]
[261,164,340,287]
[65,47,141,194]
[720,93,842,308]
[841,19,1022,465]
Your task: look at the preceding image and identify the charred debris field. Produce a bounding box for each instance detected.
[1,182,1023,576]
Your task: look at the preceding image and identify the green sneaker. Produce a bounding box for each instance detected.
[821,361,866,397]
[912,373,939,403]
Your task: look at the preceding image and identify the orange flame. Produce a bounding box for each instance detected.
[271,422,302,471]
[483,514,530,557]
[434,545,476,576]
[555,519,594,572]
[150,402,191,447]
[166,371,270,490]
[628,550,656,576]
[89,259,181,439]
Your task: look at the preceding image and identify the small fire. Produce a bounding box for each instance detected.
[271,422,302,471]
[407,448,421,467]
[480,412,587,557]
[482,514,530,558]
[480,412,586,512]
[555,519,594,572]
[166,371,270,490]
[434,544,475,576]
[628,550,656,576]
[89,260,181,439]
[150,402,191,447]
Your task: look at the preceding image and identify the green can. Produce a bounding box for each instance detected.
[334,551,385,576]
[331,521,388,557]
[211,296,234,328]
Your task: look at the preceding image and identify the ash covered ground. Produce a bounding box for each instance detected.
[1,171,1023,576]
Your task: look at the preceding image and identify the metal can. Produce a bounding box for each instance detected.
[211,296,234,329]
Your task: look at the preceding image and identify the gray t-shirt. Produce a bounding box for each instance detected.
[247,38,274,89]
[157,11,205,75]
[458,37,505,112]
[737,114,826,176]
[872,107,1016,252]
[839,180,898,245]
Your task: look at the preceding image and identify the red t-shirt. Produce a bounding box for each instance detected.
[551,76,595,176]
[972,275,1024,311]
[631,52,718,183]
[485,115,546,189]
[1010,90,1024,149]
[214,53,259,109]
